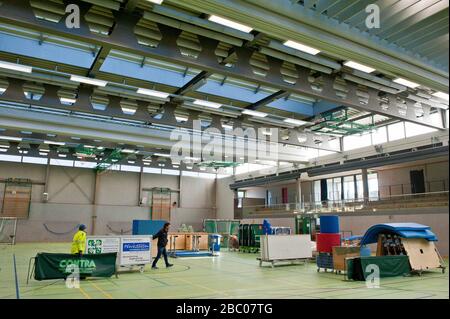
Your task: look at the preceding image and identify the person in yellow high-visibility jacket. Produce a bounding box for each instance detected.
[71,224,87,255]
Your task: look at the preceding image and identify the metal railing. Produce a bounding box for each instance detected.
[239,189,449,216]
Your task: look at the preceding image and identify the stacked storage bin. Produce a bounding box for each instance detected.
[316,216,341,272]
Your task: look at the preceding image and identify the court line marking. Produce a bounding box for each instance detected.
[79,286,91,299]
[88,280,113,299]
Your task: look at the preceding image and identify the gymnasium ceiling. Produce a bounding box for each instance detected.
[0,0,448,165]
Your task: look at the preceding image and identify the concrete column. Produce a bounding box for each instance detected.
[91,171,100,235]
[178,174,182,208]
[138,170,144,206]
[296,178,302,210]
[362,168,369,203]
[43,161,50,203]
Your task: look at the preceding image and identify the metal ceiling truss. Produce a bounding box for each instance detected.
[0,131,217,173]
[0,78,341,152]
[0,0,446,131]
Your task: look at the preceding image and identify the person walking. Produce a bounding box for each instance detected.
[152,222,173,269]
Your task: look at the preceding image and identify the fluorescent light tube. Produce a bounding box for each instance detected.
[222,124,233,130]
[261,130,272,136]
[208,15,253,33]
[184,156,201,161]
[193,99,222,109]
[121,107,137,114]
[432,91,449,101]
[0,60,32,73]
[60,97,76,104]
[242,109,268,117]
[0,136,22,142]
[284,118,308,126]
[283,40,320,55]
[154,152,171,157]
[70,75,107,87]
[344,61,375,73]
[176,116,189,122]
[393,78,420,88]
[121,149,137,154]
[146,0,163,4]
[44,140,65,146]
[136,88,170,99]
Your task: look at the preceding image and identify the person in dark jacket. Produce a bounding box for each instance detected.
[152,222,173,269]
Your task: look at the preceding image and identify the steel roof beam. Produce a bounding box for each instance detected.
[246,90,289,110]
[0,0,445,130]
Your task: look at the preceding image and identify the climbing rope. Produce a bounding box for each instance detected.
[43,223,80,235]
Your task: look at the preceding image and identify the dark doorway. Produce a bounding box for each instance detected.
[410,170,426,194]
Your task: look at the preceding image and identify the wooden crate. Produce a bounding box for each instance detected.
[332,246,361,271]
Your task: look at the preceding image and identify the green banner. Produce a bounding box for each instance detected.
[34,252,117,281]
[347,255,411,280]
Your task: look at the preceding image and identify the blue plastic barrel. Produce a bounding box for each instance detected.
[209,234,222,252]
[360,245,372,257]
[319,215,340,234]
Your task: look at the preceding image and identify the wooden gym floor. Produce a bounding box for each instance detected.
[0,243,448,299]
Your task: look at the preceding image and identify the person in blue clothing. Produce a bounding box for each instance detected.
[152,222,174,269]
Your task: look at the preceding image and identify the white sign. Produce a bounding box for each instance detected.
[119,237,152,266]
[86,236,120,254]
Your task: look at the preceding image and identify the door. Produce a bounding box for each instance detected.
[410,170,425,194]
[281,187,288,204]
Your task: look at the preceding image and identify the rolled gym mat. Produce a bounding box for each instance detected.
[316,233,341,253]
[319,215,340,234]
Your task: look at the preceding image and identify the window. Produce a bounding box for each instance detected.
[238,191,245,208]
[333,178,342,201]
[343,134,371,151]
[405,122,437,137]
[368,173,379,200]
[371,127,387,144]
[388,122,405,141]
[327,179,334,201]
[313,180,321,203]
[265,190,272,206]
[343,176,355,200]
[356,174,364,199]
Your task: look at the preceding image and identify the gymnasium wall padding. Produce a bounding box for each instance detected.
[316,233,341,253]
[319,215,340,233]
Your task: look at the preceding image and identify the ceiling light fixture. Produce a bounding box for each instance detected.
[344,61,376,73]
[242,109,268,118]
[208,15,253,33]
[153,152,171,158]
[222,124,233,130]
[60,97,76,104]
[136,88,170,99]
[121,149,137,154]
[283,40,320,55]
[193,99,222,109]
[0,136,23,142]
[44,140,65,146]
[284,118,308,126]
[0,60,32,73]
[121,107,137,114]
[70,75,108,87]
[432,91,449,101]
[393,78,420,88]
[146,0,164,4]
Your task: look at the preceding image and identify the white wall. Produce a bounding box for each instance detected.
[0,161,217,241]
[216,177,235,220]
